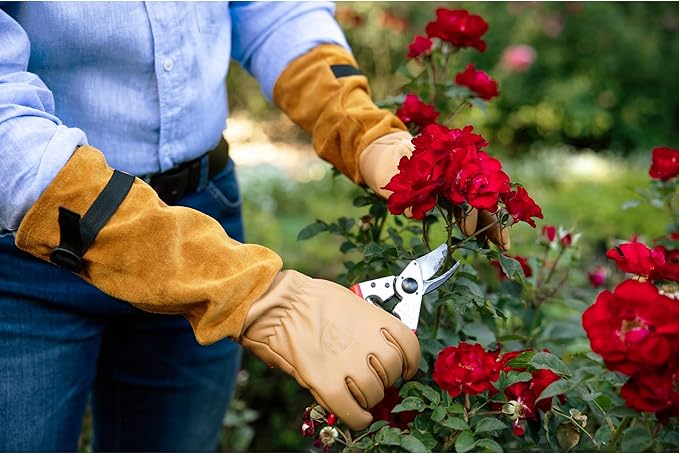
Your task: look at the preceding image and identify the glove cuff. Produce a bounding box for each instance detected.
[16,146,282,344]
[273,44,406,184]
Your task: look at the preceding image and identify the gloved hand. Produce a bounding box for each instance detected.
[238,270,420,430]
[16,145,420,431]
[359,131,511,251]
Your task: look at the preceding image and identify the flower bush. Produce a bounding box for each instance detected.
[298,7,679,453]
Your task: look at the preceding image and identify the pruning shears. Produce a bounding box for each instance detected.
[349,243,460,331]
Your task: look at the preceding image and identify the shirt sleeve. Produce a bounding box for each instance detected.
[0,10,87,233]
[229,1,350,102]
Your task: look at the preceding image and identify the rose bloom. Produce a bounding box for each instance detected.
[407,35,433,59]
[433,342,500,398]
[444,150,511,212]
[582,279,679,375]
[649,146,679,181]
[587,266,608,288]
[425,8,488,52]
[500,44,537,73]
[455,64,499,100]
[560,232,572,248]
[607,241,679,282]
[384,149,447,219]
[412,123,488,155]
[541,225,557,243]
[396,94,440,130]
[501,186,544,228]
[621,365,679,415]
[369,386,417,430]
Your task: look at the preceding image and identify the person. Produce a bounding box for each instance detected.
[0,2,508,451]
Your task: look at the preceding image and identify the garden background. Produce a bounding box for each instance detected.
[210,2,678,451]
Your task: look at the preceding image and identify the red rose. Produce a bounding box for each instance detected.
[541,225,557,243]
[504,369,562,414]
[651,246,679,282]
[396,94,440,131]
[433,342,500,398]
[606,242,679,282]
[621,366,679,414]
[455,64,499,100]
[369,386,417,430]
[560,232,572,248]
[606,242,655,277]
[587,266,608,288]
[384,149,447,219]
[445,150,511,212]
[582,279,679,375]
[649,147,679,181]
[407,35,433,59]
[500,45,537,73]
[412,124,488,154]
[425,8,488,52]
[501,186,543,228]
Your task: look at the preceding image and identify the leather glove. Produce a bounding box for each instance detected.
[238,269,420,431]
[359,131,511,251]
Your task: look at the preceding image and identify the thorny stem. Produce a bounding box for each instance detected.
[464,393,471,422]
[543,247,565,287]
[423,217,432,251]
[445,100,469,124]
[608,416,631,452]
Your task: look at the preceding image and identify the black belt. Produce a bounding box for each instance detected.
[146,137,229,205]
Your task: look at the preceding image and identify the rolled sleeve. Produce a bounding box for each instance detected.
[229,1,350,101]
[0,10,87,233]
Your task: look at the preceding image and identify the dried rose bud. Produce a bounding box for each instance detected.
[318,426,339,446]
[359,215,375,231]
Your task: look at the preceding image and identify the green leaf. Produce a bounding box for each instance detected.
[442,417,469,431]
[498,253,525,280]
[353,195,376,207]
[431,406,447,423]
[339,240,356,253]
[411,429,439,451]
[621,199,641,210]
[505,351,535,370]
[375,426,403,446]
[455,431,476,453]
[474,417,507,434]
[392,396,427,413]
[536,379,572,403]
[475,438,504,452]
[594,394,613,412]
[297,220,327,240]
[530,352,572,377]
[400,435,429,453]
[367,420,390,434]
[621,426,653,452]
[400,382,441,406]
[448,402,465,415]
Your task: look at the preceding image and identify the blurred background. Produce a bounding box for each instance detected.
[217,2,679,451]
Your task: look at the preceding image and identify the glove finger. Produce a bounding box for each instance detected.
[478,210,511,251]
[382,324,421,380]
[455,206,479,237]
[346,366,385,410]
[310,380,374,431]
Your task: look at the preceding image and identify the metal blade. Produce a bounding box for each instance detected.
[415,243,449,281]
[422,260,460,294]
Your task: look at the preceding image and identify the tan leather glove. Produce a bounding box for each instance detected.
[238,270,420,431]
[15,146,282,345]
[359,131,511,251]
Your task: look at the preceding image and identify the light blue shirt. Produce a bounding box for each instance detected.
[0,1,349,233]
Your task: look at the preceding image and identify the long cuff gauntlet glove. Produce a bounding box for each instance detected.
[275,44,510,250]
[16,146,420,430]
[15,146,282,345]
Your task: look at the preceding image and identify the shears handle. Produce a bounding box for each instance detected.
[349,284,363,298]
[349,283,417,334]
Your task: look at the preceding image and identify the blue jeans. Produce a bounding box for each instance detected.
[0,159,245,452]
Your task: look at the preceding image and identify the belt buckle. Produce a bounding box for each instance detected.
[151,166,192,205]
